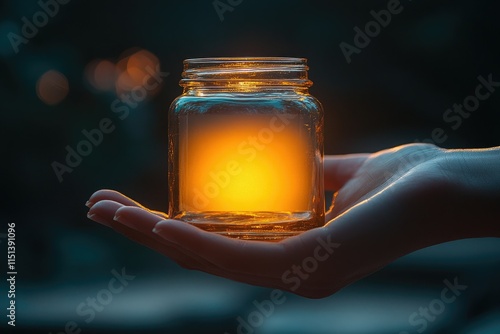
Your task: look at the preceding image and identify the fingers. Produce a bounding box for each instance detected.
[85,191,349,296]
[91,201,300,286]
[87,189,144,209]
[87,201,345,297]
[87,189,168,219]
[111,208,202,267]
[93,204,291,286]
[152,220,288,277]
[88,201,207,270]
[324,154,368,191]
[114,206,164,234]
[87,200,124,227]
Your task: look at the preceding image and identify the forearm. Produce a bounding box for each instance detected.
[440,147,500,239]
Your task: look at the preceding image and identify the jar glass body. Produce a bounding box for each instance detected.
[168,58,324,241]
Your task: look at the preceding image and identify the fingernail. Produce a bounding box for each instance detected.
[85,201,94,208]
[152,226,169,238]
[113,213,135,229]
[152,224,175,242]
[87,212,111,227]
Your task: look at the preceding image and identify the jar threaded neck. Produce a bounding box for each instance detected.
[180,57,312,89]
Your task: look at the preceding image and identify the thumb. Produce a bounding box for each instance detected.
[324,154,368,191]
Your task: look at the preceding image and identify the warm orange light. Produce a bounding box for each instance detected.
[179,114,313,212]
[115,48,161,97]
[85,59,116,91]
[36,70,69,106]
[126,49,159,75]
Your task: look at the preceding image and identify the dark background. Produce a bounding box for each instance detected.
[1,0,500,333]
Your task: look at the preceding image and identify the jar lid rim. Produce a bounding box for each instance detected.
[184,57,307,64]
[181,57,312,88]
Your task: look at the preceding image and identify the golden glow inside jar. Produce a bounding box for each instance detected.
[168,57,324,240]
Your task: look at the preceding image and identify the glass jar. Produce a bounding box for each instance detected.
[168,57,324,241]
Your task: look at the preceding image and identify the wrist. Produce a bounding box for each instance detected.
[438,147,500,238]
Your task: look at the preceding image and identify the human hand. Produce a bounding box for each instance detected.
[86,143,498,298]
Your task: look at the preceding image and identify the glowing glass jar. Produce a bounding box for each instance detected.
[168,57,324,241]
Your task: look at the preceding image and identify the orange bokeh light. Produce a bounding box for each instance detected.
[84,48,161,97]
[36,70,69,106]
[115,48,160,97]
[85,59,117,91]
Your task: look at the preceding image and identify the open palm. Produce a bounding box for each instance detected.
[86,143,465,298]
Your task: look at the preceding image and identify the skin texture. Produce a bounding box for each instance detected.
[86,143,500,298]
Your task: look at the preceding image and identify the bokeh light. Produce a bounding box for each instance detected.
[36,70,69,106]
[84,59,117,91]
[115,48,161,97]
[83,48,162,99]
